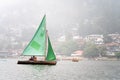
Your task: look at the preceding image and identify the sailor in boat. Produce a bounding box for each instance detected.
[29,56,37,61]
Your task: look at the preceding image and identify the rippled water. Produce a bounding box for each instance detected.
[0,59,120,80]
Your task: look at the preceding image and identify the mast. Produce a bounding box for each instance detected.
[44,30,48,58]
[44,14,48,58]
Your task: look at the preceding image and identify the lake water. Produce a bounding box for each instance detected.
[0,59,120,80]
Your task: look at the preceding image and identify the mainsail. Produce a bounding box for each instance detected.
[22,15,46,56]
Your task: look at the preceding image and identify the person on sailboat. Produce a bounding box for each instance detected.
[29,56,33,61]
[33,56,37,61]
[29,56,37,61]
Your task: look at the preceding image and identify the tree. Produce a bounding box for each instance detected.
[56,40,80,56]
[115,52,120,59]
[103,35,113,43]
[83,42,99,58]
[97,45,106,57]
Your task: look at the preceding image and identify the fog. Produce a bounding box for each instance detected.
[0,0,120,50]
[0,0,81,33]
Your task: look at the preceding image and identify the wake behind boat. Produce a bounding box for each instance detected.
[17,15,57,65]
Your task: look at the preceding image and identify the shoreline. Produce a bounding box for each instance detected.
[0,56,120,61]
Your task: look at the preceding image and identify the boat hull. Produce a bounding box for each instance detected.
[17,60,57,65]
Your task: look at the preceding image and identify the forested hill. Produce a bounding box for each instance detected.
[78,0,120,36]
[0,0,120,38]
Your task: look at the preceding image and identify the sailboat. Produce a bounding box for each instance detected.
[17,15,57,65]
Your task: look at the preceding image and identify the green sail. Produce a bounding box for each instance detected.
[46,37,56,61]
[22,15,46,56]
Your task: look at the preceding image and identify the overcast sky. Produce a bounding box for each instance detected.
[0,0,119,36]
[0,0,85,38]
[0,0,81,26]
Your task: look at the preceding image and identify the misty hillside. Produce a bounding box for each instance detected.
[78,0,120,36]
[0,0,120,38]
